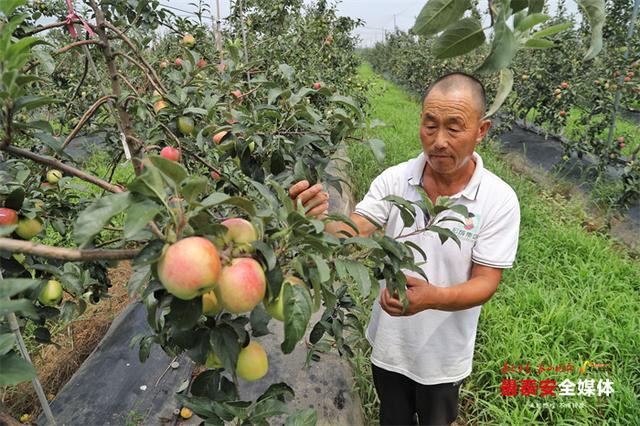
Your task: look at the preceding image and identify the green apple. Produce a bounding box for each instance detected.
[39,280,63,306]
[16,217,43,240]
[178,116,195,135]
[236,341,268,381]
[47,169,62,184]
[264,276,305,321]
[202,291,221,316]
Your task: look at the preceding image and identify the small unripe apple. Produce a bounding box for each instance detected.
[264,276,306,321]
[196,58,207,68]
[215,258,266,314]
[236,341,268,381]
[555,94,562,100]
[153,100,167,113]
[213,131,228,144]
[175,57,183,66]
[560,82,568,89]
[248,141,255,153]
[159,60,168,69]
[521,74,529,81]
[177,116,195,135]
[39,280,63,306]
[554,88,561,95]
[16,217,43,240]
[324,34,333,45]
[180,407,192,419]
[202,290,221,316]
[47,169,62,184]
[160,146,181,161]
[157,237,222,300]
[313,82,322,90]
[181,34,195,47]
[0,208,18,226]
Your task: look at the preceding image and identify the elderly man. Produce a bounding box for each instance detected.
[290,72,520,425]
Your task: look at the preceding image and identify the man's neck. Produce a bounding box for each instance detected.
[422,157,476,199]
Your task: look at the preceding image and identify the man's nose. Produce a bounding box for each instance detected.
[433,129,448,149]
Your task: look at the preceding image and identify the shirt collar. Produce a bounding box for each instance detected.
[407,151,484,201]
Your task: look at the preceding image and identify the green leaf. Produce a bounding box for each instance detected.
[268,87,284,104]
[476,15,517,74]
[412,0,472,36]
[342,237,381,250]
[345,260,372,297]
[181,176,209,204]
[577,0,605,60]
[310,254,330,283]
[148,155,188,186]
[0,353,36,386]
[329,95,362,118]
[278,63,295,81]
[124,199,160,239]
[365,138,386,163]
[0,334,16,356]
[510,0,528,12]
[0,278,40,298]
[127,265,151,297]
[253,241,277,271]
[0,299,35,317]
[132,240,165,267]
[128,160,169,201]
[528,0,544,14]
[210,325,241,374]
[430,225,461,247]
[515,13,550,32]
[282,285,312,354]
[74,192,132,247]
[190,369,222,399]
[531,22,573,38]
[249,305,271,337]
[285,408,318,426]
[524,38,556,48]
[432,17,486,59]
[13,95,57,112]
[484,68,513,118]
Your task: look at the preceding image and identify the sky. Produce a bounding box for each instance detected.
[158,0,579,47]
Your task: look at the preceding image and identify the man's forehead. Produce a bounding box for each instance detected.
[422,88,482,117]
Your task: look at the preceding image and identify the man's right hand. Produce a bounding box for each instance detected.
[288,180,329,219]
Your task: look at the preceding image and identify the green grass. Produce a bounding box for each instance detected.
[348,63,640,425]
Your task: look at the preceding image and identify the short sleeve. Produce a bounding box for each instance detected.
[472,192,520,268]
[354,171,394,228]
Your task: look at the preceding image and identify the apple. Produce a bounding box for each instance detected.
[178,116,195,135]
[159,60,168,69]
[160,146,181,161]
[213,131,228,144]
[226,119,238,125]
[210,171,221,180]
[180,407,192,419]
[47,169,62,184]
[313,82,322,90]
[236,341,268,381]
[202,290,221,316]
[206,351,222,368]
[181,34,195,47]
[617,136,625,143]
[39,280,63,306]
[157,237,222,300]
[0,208,18,226]
[264,276,306,321]
[619,142,626,149]
[628,72,635,78]
[217,63,227,72]
[153,100,167,113]
[175,57,183,66]
[221,218,258,252]
[215,258,266,314]
[16,218,43,240]
[560,82,568,89]
[232,89,243,101]
[324,34,333,45]
[559,110,567,117]
[624,76,631,82]
[196,58,207,68]
[520,74,529,81]
[554,88,561,95]
[555,94,562,100]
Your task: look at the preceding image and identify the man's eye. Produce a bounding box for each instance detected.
[448,128,460,133]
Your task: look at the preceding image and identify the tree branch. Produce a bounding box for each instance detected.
[56,39,103,55]
[1,145,124,193]
[23,20,81,36]
[112,51,165,96]
[0,238,139,261]
[61,95,117,149]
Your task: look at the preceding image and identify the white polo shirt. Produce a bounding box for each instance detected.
[355,151,520,385]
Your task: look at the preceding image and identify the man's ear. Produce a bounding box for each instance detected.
[476,119,492,143]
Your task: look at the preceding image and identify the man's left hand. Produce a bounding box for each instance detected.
[379,275,439,316]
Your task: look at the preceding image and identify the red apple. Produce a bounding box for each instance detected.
[221,218,258,248]
[215,258,266,314]
[624,76,631,82]
[0,208,18,226]
[196,58,207,68]
[560,82,568,89]
[160,146,181,161]
[157,237,222,300]
[154,100,167,113]
[232,89,243,102]
[213,131,228,144]
[210,171,221,180]
[559,110,566,117]
[175,58,183,66]
[313,82,322,90]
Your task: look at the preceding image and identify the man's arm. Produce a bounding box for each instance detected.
[379,263,503,316]
[288,180,378,238]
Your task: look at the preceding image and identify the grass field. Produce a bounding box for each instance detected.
[346,63,640,425]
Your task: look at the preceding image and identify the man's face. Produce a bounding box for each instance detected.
[419,88,491,175]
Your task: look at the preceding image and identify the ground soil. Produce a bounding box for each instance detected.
[2,262,133,422]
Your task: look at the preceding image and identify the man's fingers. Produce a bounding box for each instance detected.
[306,202,329,218]
[296,184,324,205]
[304,191,329,210]
[380,288,404,316]
[289,180,310,199]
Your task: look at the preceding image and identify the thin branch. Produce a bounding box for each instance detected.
[104,21,167,93]
[115,71,138,93]
[56,39,103,55]
[23,20,80,36]
[1,145,124,193]
[0,238,139,261]
[61,95,117,149]
[113,51,165,96]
